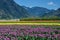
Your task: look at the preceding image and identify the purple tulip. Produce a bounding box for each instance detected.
[38,34,46,37]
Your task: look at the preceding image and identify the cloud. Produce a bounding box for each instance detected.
[48,2,55,6]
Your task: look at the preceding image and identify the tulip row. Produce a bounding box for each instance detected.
[0,25,60,40]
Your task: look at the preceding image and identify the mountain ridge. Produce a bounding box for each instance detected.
[23,6,60,19]
[0,0,60,20]
[0,0,29,19]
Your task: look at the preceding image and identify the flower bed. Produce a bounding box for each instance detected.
[0,25,60,40]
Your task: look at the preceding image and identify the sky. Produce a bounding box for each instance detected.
[14,0,60,9]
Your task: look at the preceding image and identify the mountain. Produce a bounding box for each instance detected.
[23,6,60,19]
[23,6,50,17]
[42,8,60,19]
[0,0,60,20]
[0,0,29,19]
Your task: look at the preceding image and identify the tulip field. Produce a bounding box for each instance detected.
[0,25,60,40]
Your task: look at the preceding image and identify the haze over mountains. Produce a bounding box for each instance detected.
[0,0,60,19]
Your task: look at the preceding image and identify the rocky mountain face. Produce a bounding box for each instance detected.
[0,0,29,19]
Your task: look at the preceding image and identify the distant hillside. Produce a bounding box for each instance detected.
[23,6,50,17]
[42,8,60,20]
[0,0,29,19]
[23,6,60,20]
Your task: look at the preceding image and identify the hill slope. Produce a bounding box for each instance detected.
[42,8,60,19]
[0,0,29,19]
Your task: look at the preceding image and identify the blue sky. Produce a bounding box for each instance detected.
[14,0,60,9]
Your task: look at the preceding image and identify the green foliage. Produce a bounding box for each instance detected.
[20,17,60,21]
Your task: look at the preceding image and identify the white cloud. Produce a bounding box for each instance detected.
[48,2,55,6]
